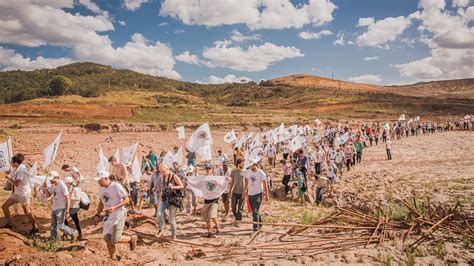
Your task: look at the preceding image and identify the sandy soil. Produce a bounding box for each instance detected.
[0,127,472,265]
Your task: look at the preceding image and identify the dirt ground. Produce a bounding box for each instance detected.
[0,126,473,265]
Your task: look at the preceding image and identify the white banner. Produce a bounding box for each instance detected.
[176,126,185,140]
[399,114,406,121]
[186,123,213,152]
[162,146,184,167]
[234,135,245,149]
[42,131,62,169]
[335,132,349,146]
[114,146,120,162]
[224,130,237,144]
[197,144,212,161]
[186,175,228,200]
[289,135,306,152]
[0,137,13,172]
[131,156,141,182]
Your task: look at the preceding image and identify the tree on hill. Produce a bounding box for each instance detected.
[49,75,72,96]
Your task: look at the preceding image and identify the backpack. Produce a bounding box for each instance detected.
[164,174,183,210]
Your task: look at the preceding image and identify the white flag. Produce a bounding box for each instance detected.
[186,175,228,200]
[314,119,321,126]
[186,123,213,152]
[0,137,13,172]
[97,145,109,172]
[197,144,212,161]
[234,135,245,149]
[162,146,183,167]
[224,130,237,144]
[414,116,420,122]
[28,161,38,178]
[173,146,183,165]
[42,131,62,169]
[289,135,306,152]
[399,114,406,121]
[122,142,138,164]
[384,123,390,131]
[176,126,185,140]
[335,132,349,146]
[131,156,141,182]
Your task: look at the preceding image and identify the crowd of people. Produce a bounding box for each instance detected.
[1,117,472,260]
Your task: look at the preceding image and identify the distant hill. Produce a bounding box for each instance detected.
[0,63,473,123]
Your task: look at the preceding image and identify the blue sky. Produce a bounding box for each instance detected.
[0,0,472,85]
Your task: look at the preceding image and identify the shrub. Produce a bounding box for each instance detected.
[49,76,72,96]
[83,123,102,133]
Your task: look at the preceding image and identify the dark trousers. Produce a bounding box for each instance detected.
[222,193,230,215]
[130,182,138,204]
[300,167,307,181]
[356,151,362,163]
[315,187,326,205]
[231,193,244,221]
[314,162,322,175]
[282,175,291,193]
[248,193,263,231]
[64,210,82,235]
[386,149,392,160]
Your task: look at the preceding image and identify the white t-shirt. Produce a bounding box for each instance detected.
[49,181,69,211]
[386,140,392,150]
[326,163,336,178]
[11,164,32,196]
[267,147,275,158]
[69,186,81,209]
[70,167,82,184]
[335,151,345,163]
[99,182,128,236]
[313,150,324,163]
[245,169,267,196]
[328,149,337,161]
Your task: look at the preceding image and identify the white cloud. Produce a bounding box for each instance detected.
[452,0,472,7]
[333,32,345,46]
[159,0,337,30]
[198,74,252,84]
[394,0,474,80]
[0,1,114,47]
[357,17,374,27]
[78,0,103,14]
[175,29,185,34]
[298,30,333,40]
[0,46,74,71]
[158,22,169,27]
[118,20,126,26]
[230,30,261,42]
[122,0,149,11]
[175,51,199,64]
[356,16,411,47]
[364,56,378,61]
[202,41,303,72]
[73,33,181,79]
[349,74,382,84]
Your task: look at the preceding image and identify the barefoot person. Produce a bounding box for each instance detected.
[92,171,138,260]
[244,160,269,232]
[1,154,39,235]
[42,171,78,242]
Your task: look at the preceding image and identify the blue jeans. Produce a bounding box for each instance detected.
[157,200,177,237]
[51,209,75,240]
[248,193,263,231]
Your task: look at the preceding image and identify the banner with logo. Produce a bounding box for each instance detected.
[185,175,228,200]
[0,137,13,172]
[176,126,185,139]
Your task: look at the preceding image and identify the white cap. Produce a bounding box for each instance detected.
[63,176,74,184]
[94,170,110,181]
[47,171,59,179]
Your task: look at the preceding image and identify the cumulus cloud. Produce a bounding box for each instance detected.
[78,0,103,14]
[349,74,382,84]
[394,0,474,80]
[356,16,412,47]
[298,30,333,40]
[364,56,378,61]
[0,1,114,47]
[202,41,303,72]
[175,51,199,64]
[122,0,149,11]
[118,20,126,26]
[159,0,337,30]
[0,46,75,71]
[230,30,261,42]
[333,32,345,46]
[198,74,252,84]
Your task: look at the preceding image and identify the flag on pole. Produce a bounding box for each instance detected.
[224,130,237,144]
[398,114,406,121]
[162,146,184,167]
[314,119,321,126]
[42,131,62,169]
[176,126,185,139]
[185,175,228,200]
[97,145,109,172]
[335,132,349,146]
[131,156,141,182]
[289,135,306,152]
[122,142,138,164]
[114,146,120,162]
[186,123,213,152]
[384,123,390,131]
[0,137,13,172]
[234,135,245,149]
[414,116,420,122]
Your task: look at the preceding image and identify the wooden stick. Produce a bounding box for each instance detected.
[403,222,417,243]
[248,231,261,245]
[250,236,376,248]
[366,220,382,248]
[236,220,375,230]
[410,214,453,249]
